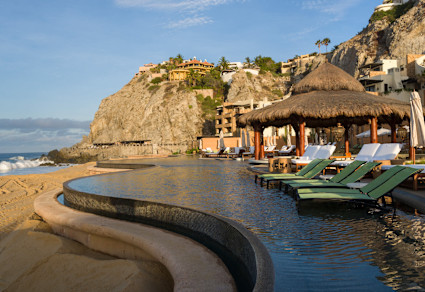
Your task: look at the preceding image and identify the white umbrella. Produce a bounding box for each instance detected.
[266,136,271,147]
[273,134,277,146]
[356,128,391,138]
[199,139,203,150]
[286,125,291,146]
[219,130,225,149]
[410,91,425,147]
[304,130,308,146]
[314,132,319,145]
[246,130,251,147]
[241,129,246,148]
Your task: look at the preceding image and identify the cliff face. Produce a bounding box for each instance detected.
[331,0,425,77]
[84,75,204,146]
[226,71,291,102]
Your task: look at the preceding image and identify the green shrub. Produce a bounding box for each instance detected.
[272,89,284,97]
[148,85,160,92]
[151,77,162,84]
[246,71,253,79]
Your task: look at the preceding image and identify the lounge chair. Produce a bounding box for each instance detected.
[283,161,380,193]
[255,158,324,184]
[260,159,335,188]
[296,166,422,203]
[278,145,296,155]
[333,143,402,169]
[292,145,336,170]
[381,164,425,191]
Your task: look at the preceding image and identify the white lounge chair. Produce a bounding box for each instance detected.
[332,143,381,167]
[291,145,336,170]
[278,145,295,155]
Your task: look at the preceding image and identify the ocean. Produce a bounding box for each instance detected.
[0,152,70,176]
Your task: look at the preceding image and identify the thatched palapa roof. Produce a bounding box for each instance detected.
[237,62,413,128]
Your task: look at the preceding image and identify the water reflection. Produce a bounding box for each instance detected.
[68,157,425,291]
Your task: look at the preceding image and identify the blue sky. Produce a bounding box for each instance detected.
[0,0,381,152]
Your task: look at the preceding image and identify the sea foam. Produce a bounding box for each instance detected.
[0,157,52,172]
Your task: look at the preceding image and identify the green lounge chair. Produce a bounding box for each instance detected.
[262,159,335,188]
[296,166,423,203]
[255,158,323,184]
[282,161,380,193]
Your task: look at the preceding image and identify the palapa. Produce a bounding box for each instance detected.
[238,62,412,128]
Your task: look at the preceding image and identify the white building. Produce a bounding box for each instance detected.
[359,56,425,103]
[375,0,408,12]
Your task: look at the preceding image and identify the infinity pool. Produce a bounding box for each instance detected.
[68,157,425,291]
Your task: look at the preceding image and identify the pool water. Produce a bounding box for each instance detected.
[68,157,425,291]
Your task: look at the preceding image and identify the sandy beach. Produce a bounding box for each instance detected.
[0,163,170,292]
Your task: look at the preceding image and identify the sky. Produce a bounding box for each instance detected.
[0,0,382,153]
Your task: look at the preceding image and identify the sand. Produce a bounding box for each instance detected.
[0,163,172,292]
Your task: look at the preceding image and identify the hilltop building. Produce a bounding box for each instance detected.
[169,57,214,81]
[358,54,425,103]
[138,63,158,74]
[375,0,408,12]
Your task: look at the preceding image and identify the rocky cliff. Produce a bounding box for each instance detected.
[83,74,205,146]
[226,71,291,102]
[331,0,425,77]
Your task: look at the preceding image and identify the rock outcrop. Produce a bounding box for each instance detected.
[85,75,204,146]
[331,0,425,77]
[226,71,291,102]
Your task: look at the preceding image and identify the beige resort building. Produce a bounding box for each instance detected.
[169,58,214,81]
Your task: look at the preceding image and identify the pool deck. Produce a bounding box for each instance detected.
[250,164,425,214]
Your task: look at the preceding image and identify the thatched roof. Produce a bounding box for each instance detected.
[238,62,413,128]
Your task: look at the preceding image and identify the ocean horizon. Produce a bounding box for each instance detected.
[0,152,70,176]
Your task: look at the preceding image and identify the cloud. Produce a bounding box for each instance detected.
[0,118,91,152]
[115,0,231,11]
[114,0,243,28]
[167,16,213,29]
[0,118,90,132]
[300,0,363,21]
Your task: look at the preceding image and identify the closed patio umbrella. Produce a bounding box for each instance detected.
[219,130,225,149]
[241,129,246,148]
[410,91,425,147]
[247,130,251,147]
[410,91,425,163]
[286,125,291,146]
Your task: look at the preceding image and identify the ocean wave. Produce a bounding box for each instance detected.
[0,158,53,172]
[9,156,25,161]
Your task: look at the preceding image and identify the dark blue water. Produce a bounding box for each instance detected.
[68,157,425,291]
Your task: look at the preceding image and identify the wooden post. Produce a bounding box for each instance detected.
[390,123,397,143]
[293,124,300,156]
[259,127,265,159]
[370,117,378,143]
[344,125,350,157]
[409,147,416,163]
[254,125,261,160]
[299,119,305,156]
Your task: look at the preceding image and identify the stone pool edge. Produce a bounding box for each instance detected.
[34,189,237,291]
[63,174,275,292]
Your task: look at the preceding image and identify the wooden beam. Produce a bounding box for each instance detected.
[344,125,350,157]
[299,119,305,156]
[390,123,397,143]
[259,127,265,159]
[370,117,378,143]
[254,126,261,160]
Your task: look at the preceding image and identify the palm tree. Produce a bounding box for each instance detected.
[322,38,331,53]
[245,57,251,68]
[218,56,229,71]
[175,53,184,65]
[315,40,322,54]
